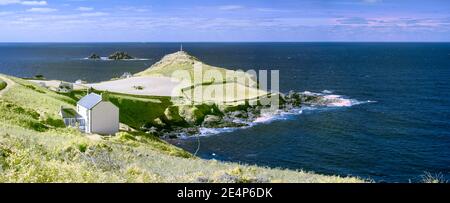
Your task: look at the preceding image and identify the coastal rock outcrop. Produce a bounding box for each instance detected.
[88,53,101,60]
[108,51,134,60]
[201,115,222,127]
[153,117,166,128]
[140,90,349,138]
[203,115,221,123]
[178,106,205,125]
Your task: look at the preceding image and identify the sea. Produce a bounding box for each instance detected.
[0,42,449,182]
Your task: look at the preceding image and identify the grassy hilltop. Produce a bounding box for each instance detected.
[0,74,364,183]
[135,51,267,105]
[135,51,239,81]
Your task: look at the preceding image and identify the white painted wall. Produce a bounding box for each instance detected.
[76,104,90,133]
[90,102,119,135]
[77,104,88,118]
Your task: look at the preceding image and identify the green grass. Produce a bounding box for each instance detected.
[0,75,365,183]
[61,108,77,118]
[0,126,364,183]
[0,79,6,91]
[3,77,75,116]
[108,93,172,130]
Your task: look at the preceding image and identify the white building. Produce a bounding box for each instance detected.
[77,93,119,135]
[61,93,119,135]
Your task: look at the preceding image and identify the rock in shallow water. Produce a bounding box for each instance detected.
[202,115,221,124]
[88,53,101,60]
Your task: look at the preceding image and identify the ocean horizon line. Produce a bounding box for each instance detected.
[1,41,450,44]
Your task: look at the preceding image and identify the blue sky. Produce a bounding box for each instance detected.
[0,0,449,42]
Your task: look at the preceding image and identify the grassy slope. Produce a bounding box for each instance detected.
[0,75,364,183]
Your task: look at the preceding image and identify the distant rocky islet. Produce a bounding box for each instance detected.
[88,51,135,60]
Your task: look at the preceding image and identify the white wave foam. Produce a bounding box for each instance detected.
[198,127,240,136]
[82,57,150,61]
[323,95,354,107]
[322,94,376,107]
[253,113,282,123]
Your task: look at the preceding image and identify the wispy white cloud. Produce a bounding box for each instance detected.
[27,7,57,12]
[255,8,289,13]
[337,17,370,24]
[0,0,20,5]
[21,1,47,6]
[76,6,94,11]
[0,11,14,16]
[118,6,149,12]
[17,17,33,21]
[218,5,244,11]
[333,16,450,29]
[0,0,47,6]
[79,12,108,17]
[363,0,382,3]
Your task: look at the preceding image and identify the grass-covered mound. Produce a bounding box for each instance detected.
[0,75,365,183]
[135,51,231,80]
[135,51,268,105]
[135,51,258,86]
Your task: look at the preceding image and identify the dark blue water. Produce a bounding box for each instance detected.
[1,43,449,182]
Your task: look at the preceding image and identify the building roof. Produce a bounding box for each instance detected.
[77,93,102,110]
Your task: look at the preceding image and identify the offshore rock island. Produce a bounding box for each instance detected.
[87,52,135,60]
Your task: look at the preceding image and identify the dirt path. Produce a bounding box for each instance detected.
[0,75,15,96]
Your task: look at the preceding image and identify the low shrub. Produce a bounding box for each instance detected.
[0,80,6,91]
[42,116,66,128]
